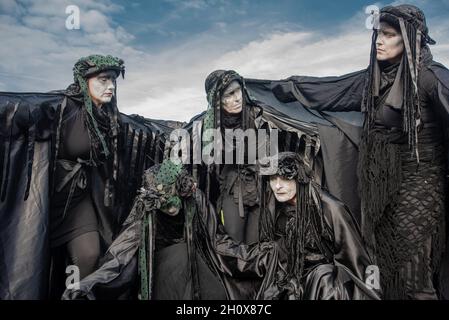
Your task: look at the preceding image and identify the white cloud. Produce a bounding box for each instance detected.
[1,1,449,122]
[0,0,136,92]
[125,8,448,121]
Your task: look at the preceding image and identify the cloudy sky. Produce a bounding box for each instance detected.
[1,0,448,121]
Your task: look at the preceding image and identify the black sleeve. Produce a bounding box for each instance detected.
[320,189,372,281]
[320,188,381,299]
[424,68,449,124]
[271,70,367,112]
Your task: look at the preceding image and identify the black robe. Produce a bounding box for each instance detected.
[198,183,380,300]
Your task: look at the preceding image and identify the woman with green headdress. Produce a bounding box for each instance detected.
[62,159,228,300]
[50,54,126,295]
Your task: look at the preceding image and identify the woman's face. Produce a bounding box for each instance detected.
[269,175,297,204]
[161,205,180,216]
[376,22,404,64]
[221,80,243,114]
[88,70,117,107]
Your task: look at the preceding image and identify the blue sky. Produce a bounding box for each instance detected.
[1,0,449,121]
[113,1,368,50]
[114,0,447,50]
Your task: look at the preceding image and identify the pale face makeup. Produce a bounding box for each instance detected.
[269,175,297,204]
[164,205,180,216]
[221,80,243,114]
[376,22,405,64]
[87,70,117,107]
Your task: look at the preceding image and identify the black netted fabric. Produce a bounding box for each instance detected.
[373,129,446,299]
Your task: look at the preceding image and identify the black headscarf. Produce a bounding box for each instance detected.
[259,152,332,293]
[203,69,251,136]
[202,70,253,198]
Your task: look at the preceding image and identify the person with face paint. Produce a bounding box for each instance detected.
[0,54,169,299]
[199,70,261,247]
[62,160,228,300]
[356,7,449,300]
[268,5,449,299]
[48,55,126,297]
[197,152,379,300]
[191,70,264,299]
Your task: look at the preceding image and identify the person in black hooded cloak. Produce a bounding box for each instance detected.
[198,152,380,300]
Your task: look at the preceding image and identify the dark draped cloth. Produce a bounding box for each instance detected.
[243,78,365,221]
[0,91,172,299]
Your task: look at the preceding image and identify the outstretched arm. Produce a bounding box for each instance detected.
[271,70,367,112]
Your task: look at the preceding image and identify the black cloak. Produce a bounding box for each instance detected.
[197,176,380,300]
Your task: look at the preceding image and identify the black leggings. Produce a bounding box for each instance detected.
[66,231,100,279]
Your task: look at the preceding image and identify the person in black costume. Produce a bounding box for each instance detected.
[62,160,228,300]
[269,5,449,299]
[199,152,380,300]
[199,70,262,246]
[50,55,126,292]
[192,70,268,299]
[0,55,168,299]
[357,6,447,300]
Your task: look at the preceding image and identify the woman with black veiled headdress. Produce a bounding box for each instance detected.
[198,70,262,247]
[270,5,449,299]
[199,152,379,300]
[356,6,448,300]
[187,70,266,299]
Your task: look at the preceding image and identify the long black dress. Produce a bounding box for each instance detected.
[216,109,261,245]
[0,91,168,299]
[48,96,120,298]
